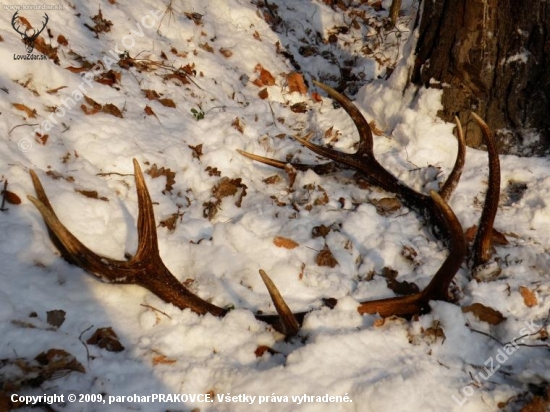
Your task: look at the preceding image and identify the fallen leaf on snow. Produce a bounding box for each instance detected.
[462,303,506,325]
[12,103,37,118]
[273,236,299,249]
[252,63,275,87]
[316,244,338,267]
[86,327,125,352]
[287,72,308,94]
[519,286,537,307]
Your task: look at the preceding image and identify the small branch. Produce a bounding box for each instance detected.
[1,180,9,212]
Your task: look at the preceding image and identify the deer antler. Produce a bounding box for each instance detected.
[28,83,500,334]
[28,160,300,336]
[239,80,500,318]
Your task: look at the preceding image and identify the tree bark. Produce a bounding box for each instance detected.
[412,0,550,155]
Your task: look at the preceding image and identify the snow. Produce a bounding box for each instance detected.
[1,1,549,411]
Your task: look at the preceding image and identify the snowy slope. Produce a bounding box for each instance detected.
[1,0,550,411]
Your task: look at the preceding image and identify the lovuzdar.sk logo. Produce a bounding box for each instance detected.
[11,11,49,57]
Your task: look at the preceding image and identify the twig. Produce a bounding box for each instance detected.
[9,123,39,135]
[0,180,9,212]
[78,325,94,362]
[140,303,172,319]
[96,172,134,177]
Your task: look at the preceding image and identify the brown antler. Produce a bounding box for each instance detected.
[28,83,500,334]
[28,160,300,336]
[357,190,466,316]
[239,80,500,318]
[470,112,501,267]
[240,81,467,237]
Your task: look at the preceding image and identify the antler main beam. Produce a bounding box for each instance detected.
[28,160,300,336]
[239,80,501,317]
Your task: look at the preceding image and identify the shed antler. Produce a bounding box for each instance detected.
[239,80,500,317]
[28,160,300,336]
[28,82,500,336]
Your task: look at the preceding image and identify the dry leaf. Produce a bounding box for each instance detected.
[205,166,221,176]
[75,188,108,201]
[519,286,537,307]
[284,164,297,189]
[287,72,308,94]
[95,70,121,87]
[252,64,275,87]
[203,177,247,220]
[84,8,113,35]
[464,225,509,245]
[263,175,281,185]
[81,104,99,115]
[33,37,59,64]
[57,34,68,46]
[231,117,244,133]
[386,278,419,296]
[152,353,177,365]
[184,12,203,25]
[462,303,506,325]
[46,85,68,94]
[12,103,37,118]
[290,102,308,113]
[199,42,214,53]
[46,310,66,328]
[2,188,21,205]
[219,47,233,57]
[254,345,277,357]
[369,120,385,136]
[160,213,180,232]
[65,66,89,73]
[273,236,299,249]
[311,92,323,102]
[86,327,124,352]
[34,348,85,373]
[144,105,155,116]
[258,88,269,99]
[158,98,176,108]
[371,197,401,215]
[315,244,338,267]
[188,144,203,160]
[83,95,101,109]
[101,103,123,118]
[146,164,176,193]
[312,225,331,238]
[143,89,161,100]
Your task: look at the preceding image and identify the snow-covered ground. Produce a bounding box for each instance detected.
[1,1,550,411]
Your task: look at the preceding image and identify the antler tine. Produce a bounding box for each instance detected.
[236,149,339,175]
[27,171,125,276]
[358,190,466,317]
[28,161,311,335]
[438,116,466,201]
[28,163,226,315]
[132,159,160,258]
[259,269,300,337]
[312,80,373,157]
[471,112,501,266]
[419,190,467,299]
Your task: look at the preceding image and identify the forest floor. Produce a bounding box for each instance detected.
[1,1,550,411]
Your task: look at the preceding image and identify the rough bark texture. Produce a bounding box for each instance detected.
[412,0,550,155]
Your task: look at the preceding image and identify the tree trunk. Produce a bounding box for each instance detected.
[412,0,550,155]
